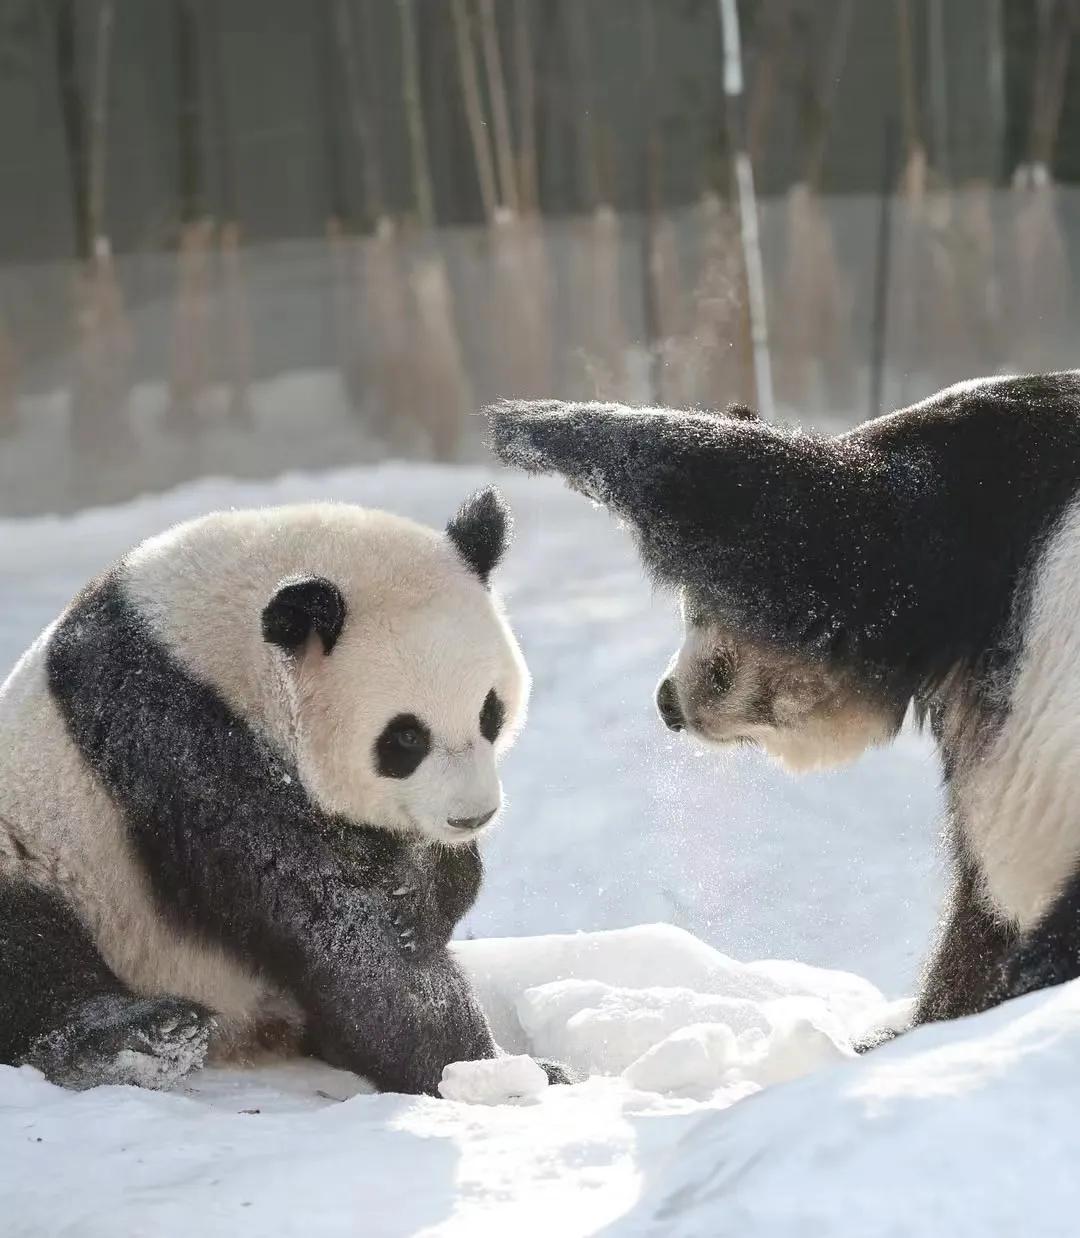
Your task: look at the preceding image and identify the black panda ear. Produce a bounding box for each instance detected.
[262,577,346,655]
[446,487,511,585]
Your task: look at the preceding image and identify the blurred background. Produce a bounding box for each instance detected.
[0,0,1078,515]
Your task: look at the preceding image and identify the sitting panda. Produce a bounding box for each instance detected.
[0,487,565,1094]
[488,375,1080,1039]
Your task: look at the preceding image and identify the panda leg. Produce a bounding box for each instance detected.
[855,860,1014,1052]
[0,878,215,1090]
[911,859,1016,1026]
[995,866,1080,1007]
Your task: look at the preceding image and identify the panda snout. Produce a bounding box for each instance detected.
[447,808,497,833]
[656,678,685,732]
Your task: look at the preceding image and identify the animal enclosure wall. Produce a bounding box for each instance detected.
[0,182,1077,516]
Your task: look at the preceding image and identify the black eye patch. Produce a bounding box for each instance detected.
[479,689,505,743]
[375,714,432,779]
[708,652,736,696]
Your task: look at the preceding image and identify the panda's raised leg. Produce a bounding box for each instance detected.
[0,878,215,1089]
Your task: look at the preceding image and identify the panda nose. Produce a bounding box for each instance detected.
[656,678,685,732]
[447,809,497,832]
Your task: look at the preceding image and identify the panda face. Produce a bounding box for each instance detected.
[291,579,527,846]
[123,497,527,848]
[654,591,901,773]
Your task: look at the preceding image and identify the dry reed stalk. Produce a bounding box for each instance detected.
[686,193,754,408]
[0,316,17,436]
[774,184,853,411]
[169,218,214,429]
[360,218,418,449]
[72,245,134,458]
[648,214,689,407]
[219,221,252,423]
[950,182,1002,375]
[488,208,552,399]
[410,252,473,461]
[568,205,627,400]
[1011,180,1070,371]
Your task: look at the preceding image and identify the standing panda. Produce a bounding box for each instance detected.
[488,375,1080,1038]
[0,487,558,1094]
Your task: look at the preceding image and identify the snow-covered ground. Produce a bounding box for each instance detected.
[2,462,1076,1236]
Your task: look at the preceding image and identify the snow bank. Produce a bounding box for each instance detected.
[4,924,1080,1236]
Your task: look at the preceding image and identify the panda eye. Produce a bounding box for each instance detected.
[375,714,431,779]
[480,689,505,743]
[709,653,736,696]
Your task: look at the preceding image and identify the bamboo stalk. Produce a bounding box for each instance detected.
[451,0,498,222]
[335,0,385,222]
[397,0,436,229]
[478,0,520,213]
[1027,0,1079,172]
[802,0,855,191]
[87,0,114,252]
[565,0,601,209]
[55,0,90,262]
[513,0,539,213]
[717,0,773,418]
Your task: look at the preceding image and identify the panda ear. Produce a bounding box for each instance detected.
[262,577,346,655]
[446,487,511,585]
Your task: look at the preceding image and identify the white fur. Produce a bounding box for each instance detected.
[667,606,896,774]
[0,501,529,1055]
[963,498,1080,927]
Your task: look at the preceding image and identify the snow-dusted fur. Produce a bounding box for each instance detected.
[0,489,555,1094]
[487,374,1080,1034]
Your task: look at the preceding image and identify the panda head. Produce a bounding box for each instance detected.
[127,488,528,847]
[655,588,903,773]
[485,398,905,774]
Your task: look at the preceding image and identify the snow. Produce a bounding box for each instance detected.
[1,461,1078,1235]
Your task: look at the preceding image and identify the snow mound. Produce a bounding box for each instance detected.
[438,1054,549,1105]
[4,923,1080,1235]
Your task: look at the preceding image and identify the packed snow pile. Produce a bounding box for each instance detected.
[4,924,1080,1237]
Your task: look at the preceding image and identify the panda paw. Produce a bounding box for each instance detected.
[996,937,1080,1006]
[852,1027,900,1054]
[28,994,217,1091]
[386,883,447,959]
[535,1057,585,1086]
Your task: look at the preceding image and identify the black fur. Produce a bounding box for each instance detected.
[42,572,495,1095]
[479,688,504,743]
[0,878,215,1088]
[446,487,511,585]
[488,375,1080,1030]
[262,576,346,655]
[375,714,432,779]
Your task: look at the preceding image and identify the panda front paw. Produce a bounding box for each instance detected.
[852,1027,900,1054]
[387,882,446,959]
[536,1057,585,1086]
